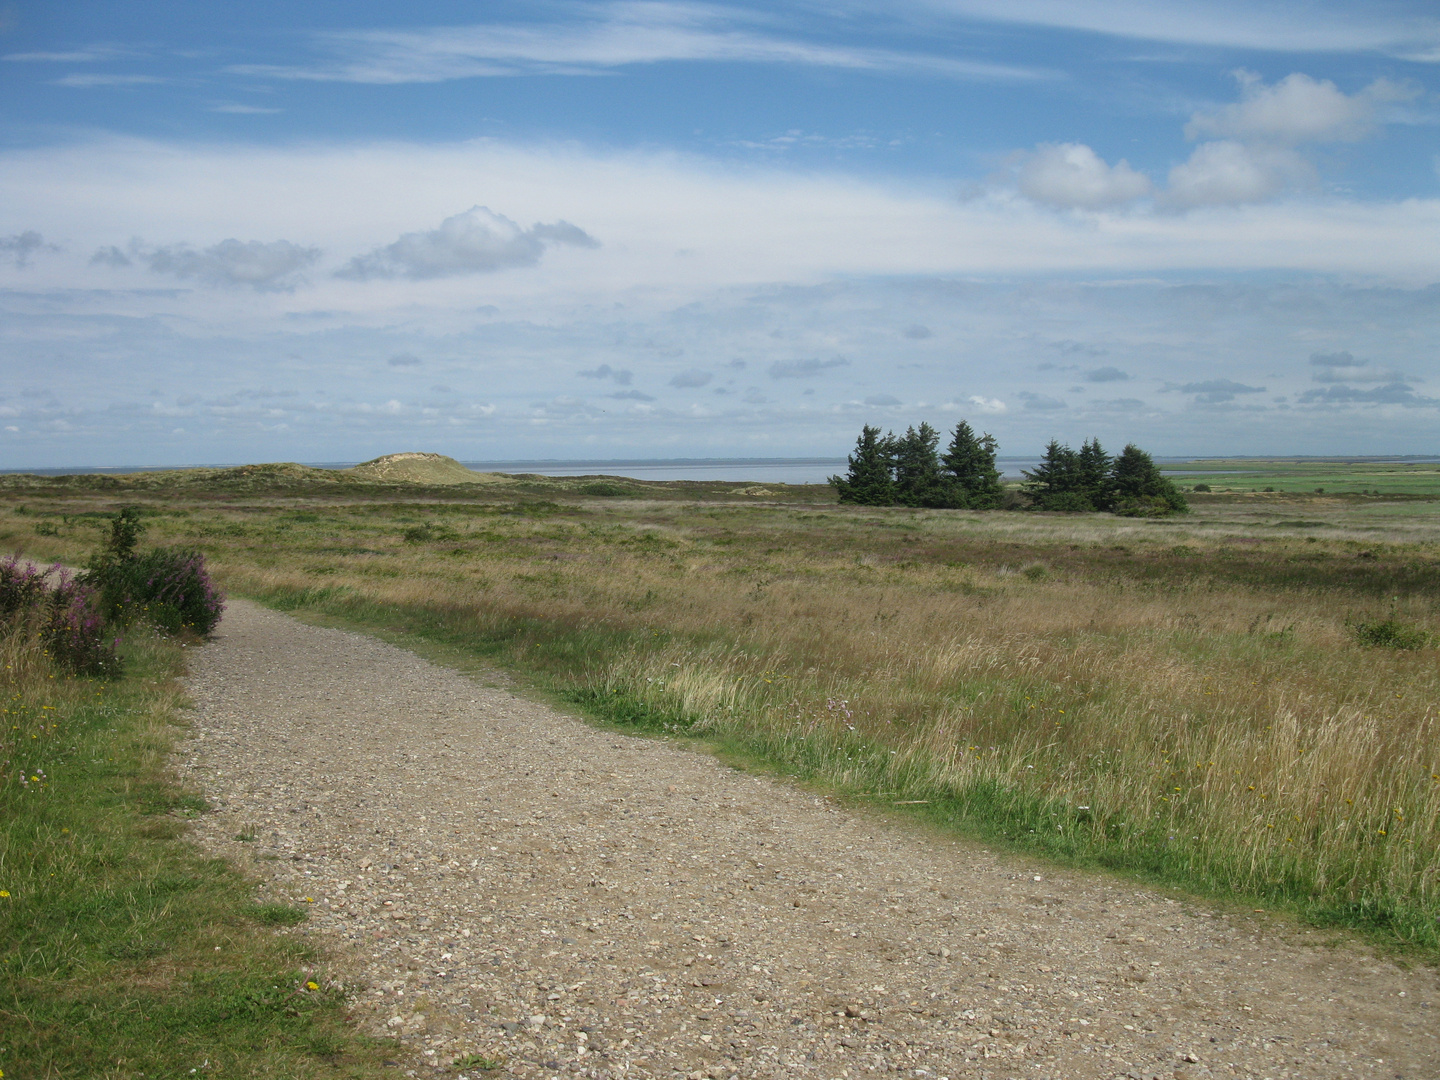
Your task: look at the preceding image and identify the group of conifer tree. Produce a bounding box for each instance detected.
[830,422,1187,515]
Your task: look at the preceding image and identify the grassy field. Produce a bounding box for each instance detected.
[1168,456,1440,497]
[0,600,400,1076]
[6,465,1440,965]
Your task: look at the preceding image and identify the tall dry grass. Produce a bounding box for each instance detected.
[210,504,1440,940]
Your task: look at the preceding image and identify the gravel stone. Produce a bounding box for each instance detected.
[180,601,1440,1078]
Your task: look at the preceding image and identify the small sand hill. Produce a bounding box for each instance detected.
[346,452,505,486]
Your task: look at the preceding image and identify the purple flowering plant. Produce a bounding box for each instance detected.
[0,555,121,677]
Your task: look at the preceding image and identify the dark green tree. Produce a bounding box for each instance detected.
[1076,437,1114,510]
[893,423,947,507]
[1022,440,1092,510]
[940,421,1004,509]
[830,425,896,505]
[1111,443,1188,515]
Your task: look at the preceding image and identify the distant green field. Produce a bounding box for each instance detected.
[1168,458,1440,497]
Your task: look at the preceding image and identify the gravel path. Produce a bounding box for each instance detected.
[179,600,1439,1080]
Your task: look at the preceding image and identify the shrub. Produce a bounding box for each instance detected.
[94,548,225,635]
[1112,495,1180,518]
[0,556,119,677]
[578,481,637,497]
[1035,491,1095,513]
[1352,618,1431,650]
[1192,483,1211,492]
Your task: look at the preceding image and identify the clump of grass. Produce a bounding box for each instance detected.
[249,902,311,927]
[454,1051,505,1070]
[1352,617,1431,650]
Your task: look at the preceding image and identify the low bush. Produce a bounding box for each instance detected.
[93,547,226,634]
[1353,618,1431,650]
[84,508,225,635]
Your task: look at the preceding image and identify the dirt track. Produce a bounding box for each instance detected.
[179,600,1439,1080]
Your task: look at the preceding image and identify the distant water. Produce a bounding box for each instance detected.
[7,456,1437,483]
[462,458,850,484]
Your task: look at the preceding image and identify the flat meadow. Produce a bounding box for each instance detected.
[6,462,1440,955]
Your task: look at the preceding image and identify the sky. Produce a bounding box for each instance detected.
[1,1,1438,467]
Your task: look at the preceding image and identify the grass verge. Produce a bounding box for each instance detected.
[0,628,398,1079]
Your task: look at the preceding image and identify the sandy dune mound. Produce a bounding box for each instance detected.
[346,452,506,486]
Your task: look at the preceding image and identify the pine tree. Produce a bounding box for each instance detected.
[941,421,1004,509]
[893,423,946,507]
[830,425,896,505]
[1022,440,1091,509]
[1076,437,1114,511]
[1111,443,1188,515]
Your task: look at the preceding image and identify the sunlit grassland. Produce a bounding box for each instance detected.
[0,612,397,1077]
[8,484,1440,953]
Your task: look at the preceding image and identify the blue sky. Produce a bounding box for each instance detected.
[1,2,1438,466]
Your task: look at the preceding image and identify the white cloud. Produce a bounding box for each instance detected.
[1164,141,1310,208]
[212,103,284,115]
[232,3,1048,85]
[968,395,1006,413]
[5,135,1440,316]
[1015,143,1151,209]
[1186,72,1420,146]
[337,206,599,280]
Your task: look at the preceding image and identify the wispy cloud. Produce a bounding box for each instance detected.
[52,73,166,88]
[211,103,284,115]
[91,237,321,291]
[3,45,130,63]
[914,1,1440,56]
[227,2,1051,84]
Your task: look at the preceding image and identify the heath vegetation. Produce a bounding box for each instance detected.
[6,461,1440,958]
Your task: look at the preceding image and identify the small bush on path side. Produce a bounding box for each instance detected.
[84,507,225,635]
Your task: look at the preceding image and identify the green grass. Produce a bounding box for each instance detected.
[1171,457,1440,497]
[0,631,398,1079]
